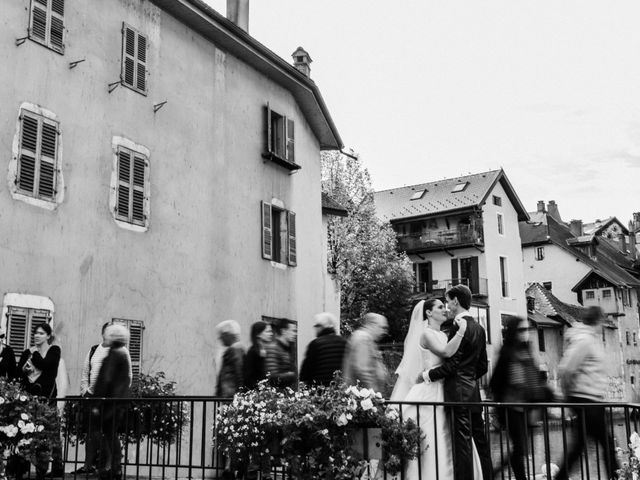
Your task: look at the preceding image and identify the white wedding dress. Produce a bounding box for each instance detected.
[402,328,484,480]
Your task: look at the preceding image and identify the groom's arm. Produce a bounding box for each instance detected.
[426,341,463,382]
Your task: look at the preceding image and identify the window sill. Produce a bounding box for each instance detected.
[270,261,288,270]
[262,153,301,171]
[28,36,65,55]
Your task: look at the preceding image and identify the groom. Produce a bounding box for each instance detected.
[416,285,492,480]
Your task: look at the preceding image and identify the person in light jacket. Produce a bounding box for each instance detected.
[215,320,244,397]
[555,306,618,480]
[342,313,388,393]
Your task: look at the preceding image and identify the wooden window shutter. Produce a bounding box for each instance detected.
[49,0,65,51]
[30,0,48,41]
[113,319,144,384]
[261,201,272,260]
[451,259,459,285]
[116,148,131,220]
[131,155,146,224]
[469,256,479,294]
[18,113,39,194]
[265,104,272,154]
[122,24,136,88]
[29,309,51,346]
[38,120,58,199]
[7,307,28,358]
[287,210,297,266]
[136,34,147,92]
[285,118,295,163]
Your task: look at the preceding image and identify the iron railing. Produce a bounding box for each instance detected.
[21,397,638,480]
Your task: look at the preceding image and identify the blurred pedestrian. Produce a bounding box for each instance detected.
[490,316,551,480]
[342,313,388,393]
[0,326,17,379]
[555,306,619,480]
[93,324,132,480]
[265,318,297,388]
[216,320,244,397]
[300,312,346,386]
[243,321,273,389]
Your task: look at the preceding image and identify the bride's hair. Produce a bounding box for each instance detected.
[423,297,444,319]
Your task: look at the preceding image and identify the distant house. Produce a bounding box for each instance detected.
[373,169,529,370]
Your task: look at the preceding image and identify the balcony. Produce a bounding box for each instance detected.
[397,225,483,253]
[413,277,488,296]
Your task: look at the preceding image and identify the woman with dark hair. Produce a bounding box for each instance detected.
[490,316,549,480]
[243,321,273,389]
[17,323,61,398]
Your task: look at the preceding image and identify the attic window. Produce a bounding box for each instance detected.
[410,189,426,200]
[452,182,468,193]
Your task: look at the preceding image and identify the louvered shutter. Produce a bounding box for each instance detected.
[265,104,272,154]
[29,309,51,346]
[7,307,28,358]
[38,120,57,199]
[136,34,147,92]
[113,319,144,385]
[30,0,47,41]
[18,114,39,194]
[287,211,297,266]
[131,155,146,224]
[262,201,272,260]
[451,259,459,285]
[116,149,131,220]
[49,0,64,51]
[285,118,295,163]
[122,25,136,88]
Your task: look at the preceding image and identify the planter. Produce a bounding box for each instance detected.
[351,427,382,460]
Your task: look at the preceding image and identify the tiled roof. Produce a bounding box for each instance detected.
[526,283,588,325]
[373,169,528,222]
[321,192,348,217]
[583,217,614,235]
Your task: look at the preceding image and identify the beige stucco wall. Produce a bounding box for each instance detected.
[0,0,336,393]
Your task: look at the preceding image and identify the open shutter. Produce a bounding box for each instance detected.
[38,120,57,199]
[49,0,65,51]
[261,201,272,260]
[287,211,297,266]
[136,33,147,92]
[469,256,479,294]
[7,307,28,358]
[117,148,131,220]
[265,104,272,154]
[285,118,295,163]
[122,24,136,88]
[30,0,48,41]
[18,113,39,194]
[128,321,143,384]
[29,309,51,346]
[451,259,459,285]
[131,154,146,224]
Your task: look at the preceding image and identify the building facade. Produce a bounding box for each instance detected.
[0,0,342,394]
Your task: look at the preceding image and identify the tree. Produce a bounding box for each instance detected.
[322,151,414,341]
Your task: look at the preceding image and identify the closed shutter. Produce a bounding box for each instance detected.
[113,319,144,385]
[136,34,147,92]
[18,113,39,194]
[49,0,65,51]
[261,201,272,260]
[38,120,58,199]
[116,149,131,220]
[451,259,459,285]
[121,24,147,94]
[29,0,64,52]
[287,210,297,266]
[30,0,47,41]
[29,309,51,346]
[265,104,272,154]
[115,147,148,226]
[469,256,479,294]
[7,307,28,358]
[17,111,59,200]
[131,155,146,224]
[285,118,295,163]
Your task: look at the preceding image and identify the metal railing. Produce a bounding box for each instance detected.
[397,226,483,252]
[35,397,639,480]
[414,277,489,296]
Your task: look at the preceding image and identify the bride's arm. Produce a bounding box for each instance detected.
[420,320,467,358]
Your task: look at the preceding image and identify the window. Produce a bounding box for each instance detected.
[262,201,297,266]
[469,305,490,344]
[264,104,298,170]
[537,328,546,352]
[492,195,502,206]
[603,289,612,299]
[499,257,509,297]
[632,375,636,385]
[121,23,148,94]
[542,281,552,291]
[28,0,65,53]
[410,189,426,200]
[6,306,52,360]
[113,144,149,228]
[112,318,144,384]
[16,109,59,201]
[622,289,631,307]
[451,182,468,193]
[535,247,545,261]
[635,332,638,347]
[497,213,504,235]
[585,291,595,300]
[627,330,631,346]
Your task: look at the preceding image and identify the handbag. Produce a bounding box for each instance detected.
[23,358,43,384]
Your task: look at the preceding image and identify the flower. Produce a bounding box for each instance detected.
[360,398,374,411]
[336,413,349,426]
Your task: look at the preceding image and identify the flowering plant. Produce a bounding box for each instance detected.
[214,377,422,479]
[0,379,61,480]
[618,432,640,480]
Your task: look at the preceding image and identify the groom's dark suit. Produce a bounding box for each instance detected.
[429,315,492,480]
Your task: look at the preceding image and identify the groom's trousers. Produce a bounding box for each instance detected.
[449,406,492,480]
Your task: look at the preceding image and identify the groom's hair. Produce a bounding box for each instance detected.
[445,285,472,310]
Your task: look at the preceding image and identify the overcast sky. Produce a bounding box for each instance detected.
[205,0,640,225]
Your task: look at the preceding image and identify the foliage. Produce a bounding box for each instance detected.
[0,379,61,480]
[321,151,415,341]
[214,376,422,478]
[618,431,640,480]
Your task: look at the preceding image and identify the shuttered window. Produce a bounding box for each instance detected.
[112,318,144,384]
[17,110,59,201]
[264,104,299,170]
[29,0,65,53]
[121,23,148,94]
[115,146,148,226]
[261,202,297,266]
[6,306,52,361]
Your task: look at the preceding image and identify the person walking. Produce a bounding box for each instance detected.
[342,313,388,393]
[0,326,17,380]
[299,312,346,386]
[93,324,132,480]
[243,321,273,389]
[265,318,298,389]
[555,306,619,480]
[215,320,245,397]
[490,316,551,480]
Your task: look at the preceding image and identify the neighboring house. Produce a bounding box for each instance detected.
[373,169,529,369]
[321,192,348,319]
[0,0,343,395]
[521,203,640,401]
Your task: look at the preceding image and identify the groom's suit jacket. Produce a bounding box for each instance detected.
[428,315,488,410]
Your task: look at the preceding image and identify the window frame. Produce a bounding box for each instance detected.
[120,23,148,95]
[497,213,504,235]
[535,246,545,261]
[499,256,509,297]
[261,201,297,267]
[1,293,55,362]
[28,0,65,54]
[263,104,299,171]
[492,195,502,206]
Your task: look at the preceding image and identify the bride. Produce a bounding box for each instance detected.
[391,299,483,480]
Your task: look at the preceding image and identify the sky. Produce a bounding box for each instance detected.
[205,0,640,225]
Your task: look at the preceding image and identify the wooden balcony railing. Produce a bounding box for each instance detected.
[397,226,483,252]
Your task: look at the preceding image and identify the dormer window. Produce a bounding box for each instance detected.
[452,182,468,193]
[410,189,426,200]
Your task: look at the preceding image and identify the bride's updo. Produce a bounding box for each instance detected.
[423,297,443,321]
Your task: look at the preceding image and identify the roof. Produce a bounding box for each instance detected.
[528,311,564,328]
[583,217,629,236]
[526,283,588,326]
[373,169,529,222]
[149,0,342,150]
[321,192,348,217]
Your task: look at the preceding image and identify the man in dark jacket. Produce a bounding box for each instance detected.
[300,313,346,386]
[265,318,297,388]
[417,285,491,480]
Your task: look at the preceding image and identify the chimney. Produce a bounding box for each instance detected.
[630,231,638,260]
[619,233,628,253]
[227,0,249,32]
[633,212,640,232]
[292,47,312,77]
[537,200,546,213]
[569,219,583,237]
[546,200,562,222]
